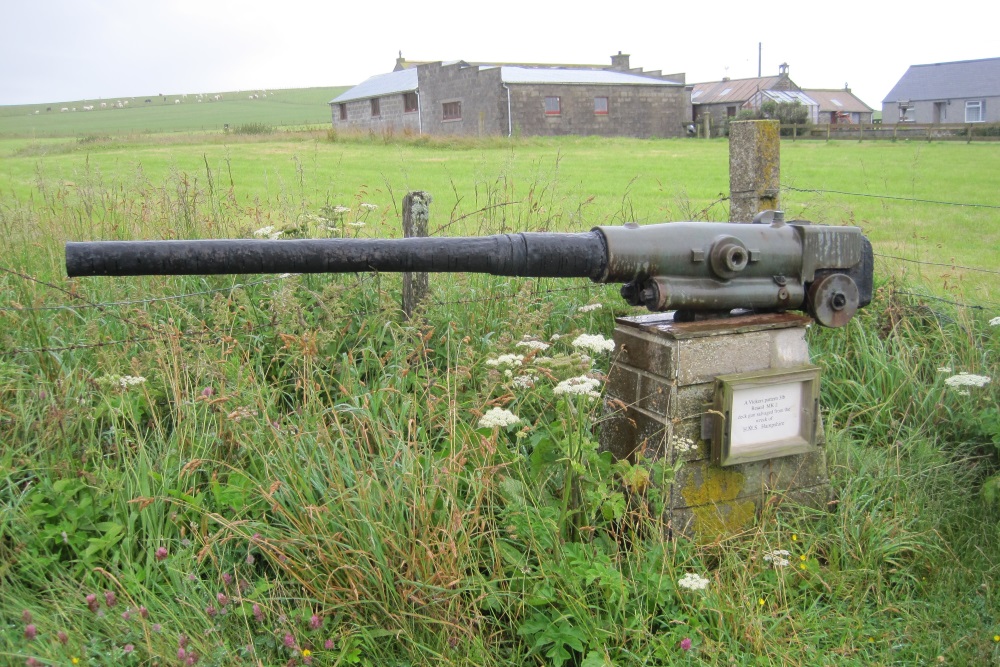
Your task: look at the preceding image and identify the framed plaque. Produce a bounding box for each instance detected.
[712,365,820,467]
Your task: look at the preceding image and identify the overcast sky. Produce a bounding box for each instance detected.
[3,0,998,110]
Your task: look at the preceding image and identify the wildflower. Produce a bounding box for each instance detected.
[284,633,296,649]
[26,659,41,667]
[118,375,147,390]
[511,374,537,390]
[799,562,807,570]
[24,624,37,640]
[763,549,791,568]
[178,648,187,660]
[222,572,233,586]
[139,606,149,619]
[937,366,952,373]
[571,333,615,354]
[553,375,602,399]
[990,316,1000,326]
[216,593,229,607]
[348,221,365,228]
[332,205,350,215]
[800,554,807,561]
[152,623,161,632]
[515,339,550,351]
[104,590,117,607]
[21,610,31,623]
[994,634,1000,642]
[72,659,80,665]
[671,435,696,454]
[478,407,520,429]
[121,610,131,621]
[185,654,199,666]
[205,604,217,618]
[577,303,602,313]
[124,644,134,654]
[201,386,214,398]
[179,635,189,648]
[302,649,313,657]
[360,203,378,211]
[58,631,69,644]
[86,593,99,612]
[944,373,991,389]
[324,639,335,650]
[550,333,562,341]
[791,534,798,541]
[758,598,765,606]
[253,225,277,238]
[677,572,710,591]
[486,353,524,368]
[309,614,321,630]
[680,637,692,651]
[253,604,264,623]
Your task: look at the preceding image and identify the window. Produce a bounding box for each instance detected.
[339,104,347,121]
[727,106,737,118]
[442,101,461,121]
[594,97,608,115]
[403,92,418,113]
[544,96,561,115]
[966,100,984,123]
[370,98,380,117]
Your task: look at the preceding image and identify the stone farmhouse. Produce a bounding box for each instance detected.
[691,65,873,126]
[881,57,1000,125]
[802,89,873,125]
[330,53,691,138]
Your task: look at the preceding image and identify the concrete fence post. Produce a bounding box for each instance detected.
[401,191,431,319]
[728,120,780,223]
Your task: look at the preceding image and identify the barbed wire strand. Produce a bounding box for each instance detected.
[783,185,1000,210]
[874,253,1000,276]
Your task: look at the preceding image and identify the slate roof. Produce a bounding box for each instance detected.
[690,76,786,104]
[803,89,873,113]
[330,69,418,104]
[883,57,1000,104]
[498,66,680,86]
[332,62,681,104]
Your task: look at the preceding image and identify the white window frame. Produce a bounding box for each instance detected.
[965,100,984,123]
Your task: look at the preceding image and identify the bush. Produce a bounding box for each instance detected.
[232,122,273,135]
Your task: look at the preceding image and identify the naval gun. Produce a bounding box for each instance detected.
[65,213,873,328]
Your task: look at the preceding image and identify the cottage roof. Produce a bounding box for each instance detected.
[498,66,681,86]
[690,76,787,104]
[883,57,1000,103]
[330,69,418,104]
[756,90,818,106]
[803,89,873,113]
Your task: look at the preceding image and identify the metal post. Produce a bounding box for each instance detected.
[728,120,780,223]
[401,191,431,319]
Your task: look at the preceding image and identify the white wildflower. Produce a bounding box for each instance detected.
[512,374,537,390]
[677,573,710,591]
[672,435,696,454]
[577,303,602,313]
[360,203,378,211]
[762,549,791,568]
[553,375,602,399]
[118,375,147,389]
[486,354,524,368]
[571,333,615,354]
[504,369,513,378]
[516,340,550,351]
[347,221,365,228]
[990,316,1000,326]
[253,225,276,238]
[936,367,952,373]
[478,407,520,429]
[333,206,351,215]
[944,373,991,389]
[550,334,562,341]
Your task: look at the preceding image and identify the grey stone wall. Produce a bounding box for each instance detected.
[416,62,506,136]
[508,83,690,138]
[330,94,420,134]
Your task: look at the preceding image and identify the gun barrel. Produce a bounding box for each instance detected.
[66,232,608,279]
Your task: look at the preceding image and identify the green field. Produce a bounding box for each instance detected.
[1,129,998,666]
[0,86,349,137]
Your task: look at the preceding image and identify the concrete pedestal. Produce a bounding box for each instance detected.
[601,312,830,540]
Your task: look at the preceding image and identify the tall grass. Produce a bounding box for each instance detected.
[1,136,998,666]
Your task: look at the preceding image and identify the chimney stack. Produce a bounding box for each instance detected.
[611,51,630,70]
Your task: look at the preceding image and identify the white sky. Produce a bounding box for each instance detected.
[3,0,999,111]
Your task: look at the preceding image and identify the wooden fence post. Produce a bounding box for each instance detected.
[401,191,431,319]
[729,120,780,223]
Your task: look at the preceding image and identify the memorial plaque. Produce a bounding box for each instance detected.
[712,365,820,466]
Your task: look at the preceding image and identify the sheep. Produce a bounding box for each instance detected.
[100,102,107,108]
[61,108,68,112]
[174,99,180,104]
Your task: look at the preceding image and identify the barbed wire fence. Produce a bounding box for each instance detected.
[2,186,998,359]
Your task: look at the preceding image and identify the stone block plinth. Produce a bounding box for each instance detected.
[600,311,830,540]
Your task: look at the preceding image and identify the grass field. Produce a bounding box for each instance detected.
[1,127,998,666]
[0,86,349,137]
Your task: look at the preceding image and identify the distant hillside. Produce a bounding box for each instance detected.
[0,86,351,137]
